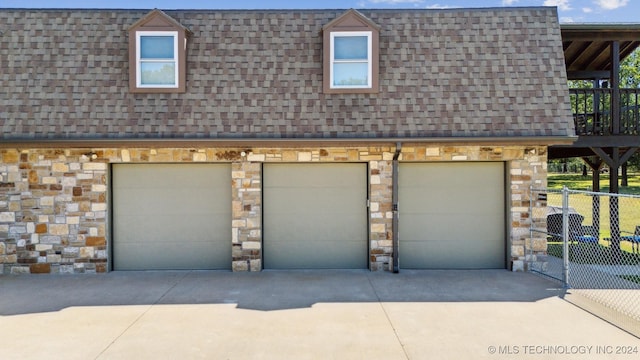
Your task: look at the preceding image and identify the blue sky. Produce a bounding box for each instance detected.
[1,0,638,23]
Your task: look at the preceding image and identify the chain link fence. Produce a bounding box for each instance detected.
[530,187,640,338]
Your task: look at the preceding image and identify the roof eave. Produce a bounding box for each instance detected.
[0,136,578,149]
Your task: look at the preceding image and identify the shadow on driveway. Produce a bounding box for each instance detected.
[0,269,565,315]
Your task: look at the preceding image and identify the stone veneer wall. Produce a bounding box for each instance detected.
[0,145,546,274]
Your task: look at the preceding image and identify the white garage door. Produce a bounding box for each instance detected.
[399,162,505,269]
[112,164,231,270]
[263,163,368,269]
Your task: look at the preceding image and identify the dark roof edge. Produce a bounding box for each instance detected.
[561,23,640,30]
[0,136,577,149]
[0,6,556,12]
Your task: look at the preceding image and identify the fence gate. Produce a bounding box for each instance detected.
[529,186,640,338]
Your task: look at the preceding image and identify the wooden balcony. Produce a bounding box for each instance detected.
[571,88,640,136]
[552,24,640,155]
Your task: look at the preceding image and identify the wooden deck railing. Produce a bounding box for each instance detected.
[570,88,640,136]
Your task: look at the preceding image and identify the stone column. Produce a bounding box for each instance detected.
[369,157,394,271]
[231,161,262,272]
[508,146,548,271]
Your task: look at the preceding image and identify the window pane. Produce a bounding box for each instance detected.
[334,36,368,60]
[140,62,176,85]
[333,62,368,86]
[140,36,174,59]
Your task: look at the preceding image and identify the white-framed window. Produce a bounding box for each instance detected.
[136,31,179,88]
[329,31,372,89]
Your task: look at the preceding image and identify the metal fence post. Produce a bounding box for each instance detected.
[562,186,570,288]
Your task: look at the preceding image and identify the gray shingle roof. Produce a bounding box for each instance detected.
[0,7,574,141]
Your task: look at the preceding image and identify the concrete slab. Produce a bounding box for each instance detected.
[99,303,405,360]
[2,305,150,360]
[383,299,639,360]
[1,270,638,359]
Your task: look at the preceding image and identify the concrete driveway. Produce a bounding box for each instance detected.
[1,270,638,359]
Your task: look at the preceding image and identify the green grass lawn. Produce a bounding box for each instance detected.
[548,172,640,195]
[545,172,640,256]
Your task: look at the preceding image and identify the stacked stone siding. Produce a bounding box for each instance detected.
[0,149,108,274]
[0,144,547,274]
[231,161,262,272]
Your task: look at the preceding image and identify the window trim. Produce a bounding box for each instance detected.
[128,9,190,93]
[322,9,380,94]
[329,31,373,90]
[135,31,180,89]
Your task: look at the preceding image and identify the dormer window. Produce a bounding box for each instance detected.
[330,31,372,89]
[128,10,191,93]
[323,9,380,94]
[136,31,179,88]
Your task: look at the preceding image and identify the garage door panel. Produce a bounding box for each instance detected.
[270,165,360,187]
[403,213,503,239]
[399,162,505,269]
[268,214,365,242]
[264,163,367,269]
[115,192,224,215]
[113,164,231,270]
[267,187,358,214]
[115,242,226,270]
[401,191,504,214]
[116,166,216,187]
[266,240,366,269]
[401,239,503,269]
[116,214,220,240]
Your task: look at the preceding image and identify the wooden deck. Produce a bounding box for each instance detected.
[571,88,640,136]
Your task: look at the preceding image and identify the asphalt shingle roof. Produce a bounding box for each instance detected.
[0,7,574,141]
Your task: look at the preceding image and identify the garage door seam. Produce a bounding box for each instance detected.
[366,273,410,360]
[94,271,191,359]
